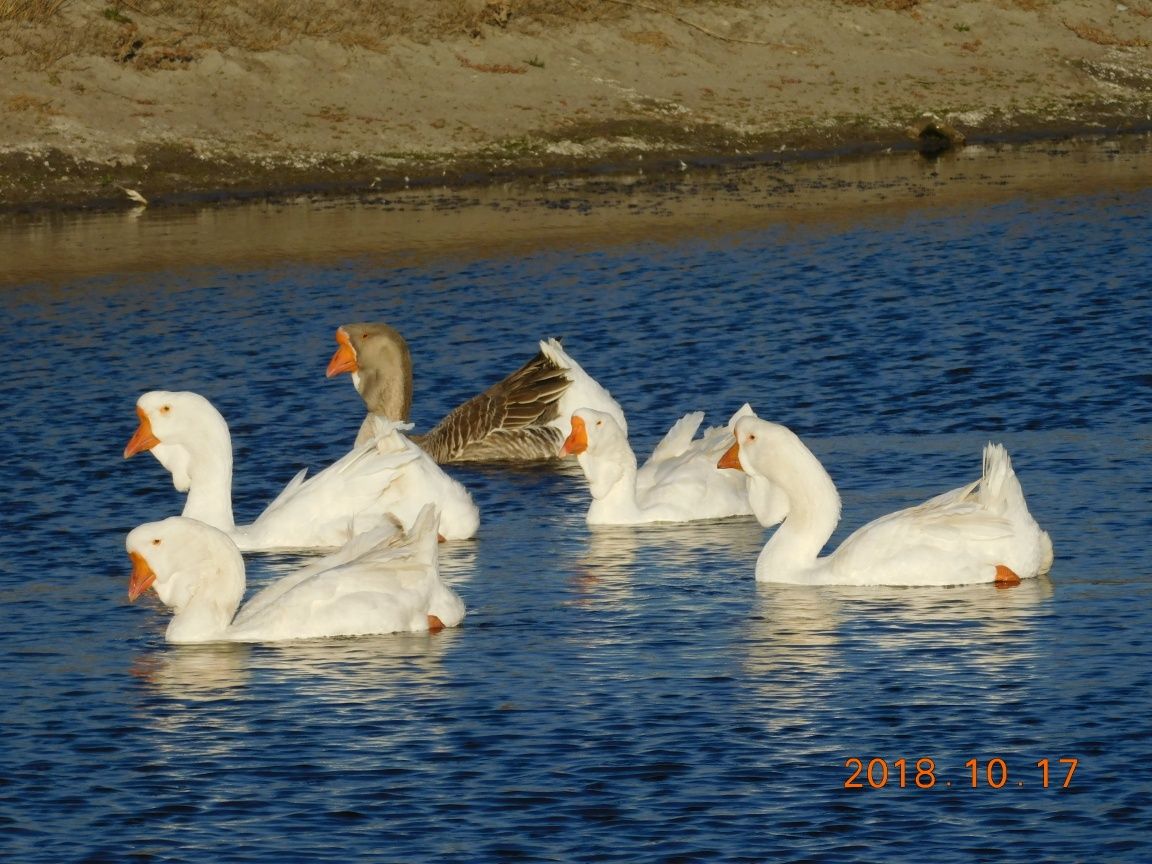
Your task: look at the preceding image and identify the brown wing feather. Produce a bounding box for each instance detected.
[414,348,572,463]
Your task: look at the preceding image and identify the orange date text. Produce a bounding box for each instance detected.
[842,757,1078,790]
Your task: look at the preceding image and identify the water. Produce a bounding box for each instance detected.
[2,144,1151,862]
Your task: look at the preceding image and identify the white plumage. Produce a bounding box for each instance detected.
[126,504,465,643]
[719,414,1054,586]
[561,403,773,526]
[124,390,478,550]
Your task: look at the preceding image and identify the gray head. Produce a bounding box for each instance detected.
[326,322,414,420]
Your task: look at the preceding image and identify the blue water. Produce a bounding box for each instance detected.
[2,157,1151,862]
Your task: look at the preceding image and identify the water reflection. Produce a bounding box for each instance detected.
[436,539,479,586]
[740,586,845,736]
[741,576,1055,731]
[131,642,254,698]
[748,576,1054,662]
[132,629,463,707]
[573,517,765,597]
[5,137,1150,287]
[253,630,464,681]
[570,525,640,603]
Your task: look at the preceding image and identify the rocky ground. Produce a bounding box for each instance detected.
[1,0,1151,213]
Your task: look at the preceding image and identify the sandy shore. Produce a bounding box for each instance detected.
[1,0,1151,213]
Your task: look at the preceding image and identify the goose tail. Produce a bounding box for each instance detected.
[408,502,467,628]
[980,443,1024,516]
[540,338,628,435]
[981,443,1054,575]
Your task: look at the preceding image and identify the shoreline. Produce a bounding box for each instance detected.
[2,115,1150,217]
[2,1,1150,215]
[4,135,1150,285]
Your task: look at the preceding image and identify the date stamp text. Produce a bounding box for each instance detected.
[843,757,1079,789]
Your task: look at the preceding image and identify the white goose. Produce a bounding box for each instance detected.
[126,504,465,643]
[718,415,1054,586]
[364,416,480,541]
[326,323,626,462]
[559,404,779,526]
[123,390,477,551]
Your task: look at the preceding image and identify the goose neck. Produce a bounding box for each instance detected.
[756,454,842,575]
[179,431,236,532]
[165,553,245,643]
[580,443,638,504]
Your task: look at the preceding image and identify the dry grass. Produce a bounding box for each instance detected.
[0,0,631,40]
[839,0,921,10]
[109,0,627,49]
[0,1,463,69]
[0,0,68,22]
[6,92,55,112]
[0,0,641,70]
[625,29,675,49]
[456,51,527,74]
[19,0,1142,77]
[1064,20,1152,47]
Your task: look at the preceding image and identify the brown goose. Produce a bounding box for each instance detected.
[325,322,627,463]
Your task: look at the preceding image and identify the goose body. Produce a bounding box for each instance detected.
[560,404,773,526]
[363,416,480,541]
[126,505,465,643]
[124,390,477,551]
[719,416,1054,586]
[326,323,626,463]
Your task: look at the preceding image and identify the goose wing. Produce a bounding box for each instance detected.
[414,345,571,462]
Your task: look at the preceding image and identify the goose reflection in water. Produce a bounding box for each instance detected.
[131,642,254,699]
[131,627,463,706]
[740,575,1056,734]
[573,517,765,601]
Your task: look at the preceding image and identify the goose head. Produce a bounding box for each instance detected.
[560,408,628,458]
[720,416,834,528]
[124,391,226,457]
[718,416,798,482]
[125,391,230,491]
[325,323,413,419]
[125,516,245,613]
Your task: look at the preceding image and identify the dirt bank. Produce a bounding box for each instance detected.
[1,0,1150,213]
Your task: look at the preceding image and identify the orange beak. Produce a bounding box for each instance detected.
[128,550,157,602]
[717,441,742,470]
[124,406,160,459]
[326,328,358,378]
[560,415,588,456]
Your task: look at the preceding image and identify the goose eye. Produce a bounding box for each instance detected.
[595,420,603,427]
[748,433,756,441]
[160,405,171,414]
[152,538,162,545]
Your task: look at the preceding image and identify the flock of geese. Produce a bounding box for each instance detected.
[123,322,1054,645]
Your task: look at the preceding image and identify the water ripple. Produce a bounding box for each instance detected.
[1,174,1150,862]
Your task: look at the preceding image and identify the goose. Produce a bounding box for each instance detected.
[363,416,480,541]
[123,390,478,551]
[126,504,465,643]
[325,323,626,462]
[559,404,781,526]
[718,415,1054,586]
